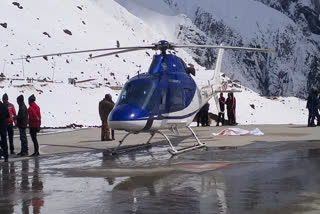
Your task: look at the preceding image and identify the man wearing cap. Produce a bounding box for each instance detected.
[2,93,17,154]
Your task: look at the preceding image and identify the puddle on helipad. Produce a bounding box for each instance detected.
[0,141,320,214]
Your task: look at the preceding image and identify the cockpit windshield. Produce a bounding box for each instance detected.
[117,80,158,111]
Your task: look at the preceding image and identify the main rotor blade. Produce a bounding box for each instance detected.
[173,44,274,53]
[15,45,154,60]
[90,48,151,59]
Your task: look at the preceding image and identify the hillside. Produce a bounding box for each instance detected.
[115,0,320,98]
[0,0,308,127]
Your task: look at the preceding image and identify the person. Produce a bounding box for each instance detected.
[197,105,206,127]
[306,88,319,127]
[226,93,233,125]
[201,102,210,126]
[231,92,237,125]
[16,95,29,156]
[315,90,320,125]
[216,93,226,126]
[0,97,9,162]
[186,64,196,76]
[28,94,41,156]
[99,94,115,141]
[2,93,17,155]
[105,94,115,140]
[196,110,203,127]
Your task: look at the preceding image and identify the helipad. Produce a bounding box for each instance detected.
[175,162,229,173]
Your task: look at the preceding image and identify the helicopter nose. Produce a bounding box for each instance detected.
[108,104,149,131]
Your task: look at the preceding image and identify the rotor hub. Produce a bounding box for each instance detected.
[153,40,174,54]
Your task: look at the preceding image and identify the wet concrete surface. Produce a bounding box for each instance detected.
[1,138,320,214]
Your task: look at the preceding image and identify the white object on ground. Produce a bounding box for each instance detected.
[212,128,264,136]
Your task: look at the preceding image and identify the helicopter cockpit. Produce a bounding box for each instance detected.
[108,75,161,131]
[117,78,159,113]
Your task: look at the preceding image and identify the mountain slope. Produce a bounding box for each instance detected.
[0,0,309,126]
[115,0,320,98]
[0,0,198,127]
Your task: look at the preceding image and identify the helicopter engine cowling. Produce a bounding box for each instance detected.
[108,104,149,132]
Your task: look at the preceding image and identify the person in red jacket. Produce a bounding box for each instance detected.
[28,94,41,156]
[2,93,17,155]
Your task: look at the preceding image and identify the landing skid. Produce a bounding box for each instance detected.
[109,126,205,156]
[109,132,155,155]
[108,143,152,155]
[163,126,206,155]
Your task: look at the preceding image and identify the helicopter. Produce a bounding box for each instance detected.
[22,40,272,155]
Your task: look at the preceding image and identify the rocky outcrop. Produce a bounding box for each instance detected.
[163,0,320,98]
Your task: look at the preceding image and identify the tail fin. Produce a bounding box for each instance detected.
[212,47,225,113]
[212,47,225,89]
[199,44,271,115]
[200,46,225,106]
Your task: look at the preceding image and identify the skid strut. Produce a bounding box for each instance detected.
[109,126,205,156]
[110,132,155,155]
[158,126,206,155]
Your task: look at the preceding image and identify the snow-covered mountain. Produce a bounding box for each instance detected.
[0,0,309,127]
[115,0,320,98]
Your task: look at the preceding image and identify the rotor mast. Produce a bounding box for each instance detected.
[153,40,174,55]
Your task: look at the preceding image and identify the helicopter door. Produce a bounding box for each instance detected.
[168,83,185,112]
[184,88,194,106]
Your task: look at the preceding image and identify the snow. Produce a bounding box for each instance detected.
[115,0,295,43]
[196,70,308,125]
[0,0,309,127]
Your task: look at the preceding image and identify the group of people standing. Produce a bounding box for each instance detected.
[0,94,41,162]
[216,92,237,126]
[306,88,320,127]
[196,92,237,127]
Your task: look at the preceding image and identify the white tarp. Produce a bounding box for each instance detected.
[212,128,264,136]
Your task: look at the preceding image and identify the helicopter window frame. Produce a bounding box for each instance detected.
[168,82,185,112]
[184,87,194,106]
[117,79,159,112]
[159,88,167,112]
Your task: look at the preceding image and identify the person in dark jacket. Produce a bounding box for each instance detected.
[16,95,29,156]
[314,90,320,125]
[105,94,115,140]
[231,92,237,125]
[99,94,115,141]
[28,94,41,156]
[216,93,226,126]
[196,110,203,127]
[2,93,17,154]
[306,88,319,127]
[226,93,236,125]
[226,93,232,125]
[0,98,9,162]
[201,102,210,126]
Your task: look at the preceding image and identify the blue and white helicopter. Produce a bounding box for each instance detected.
[24,40,272,155]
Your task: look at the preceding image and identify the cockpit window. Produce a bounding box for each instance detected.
[118,80,158,112]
